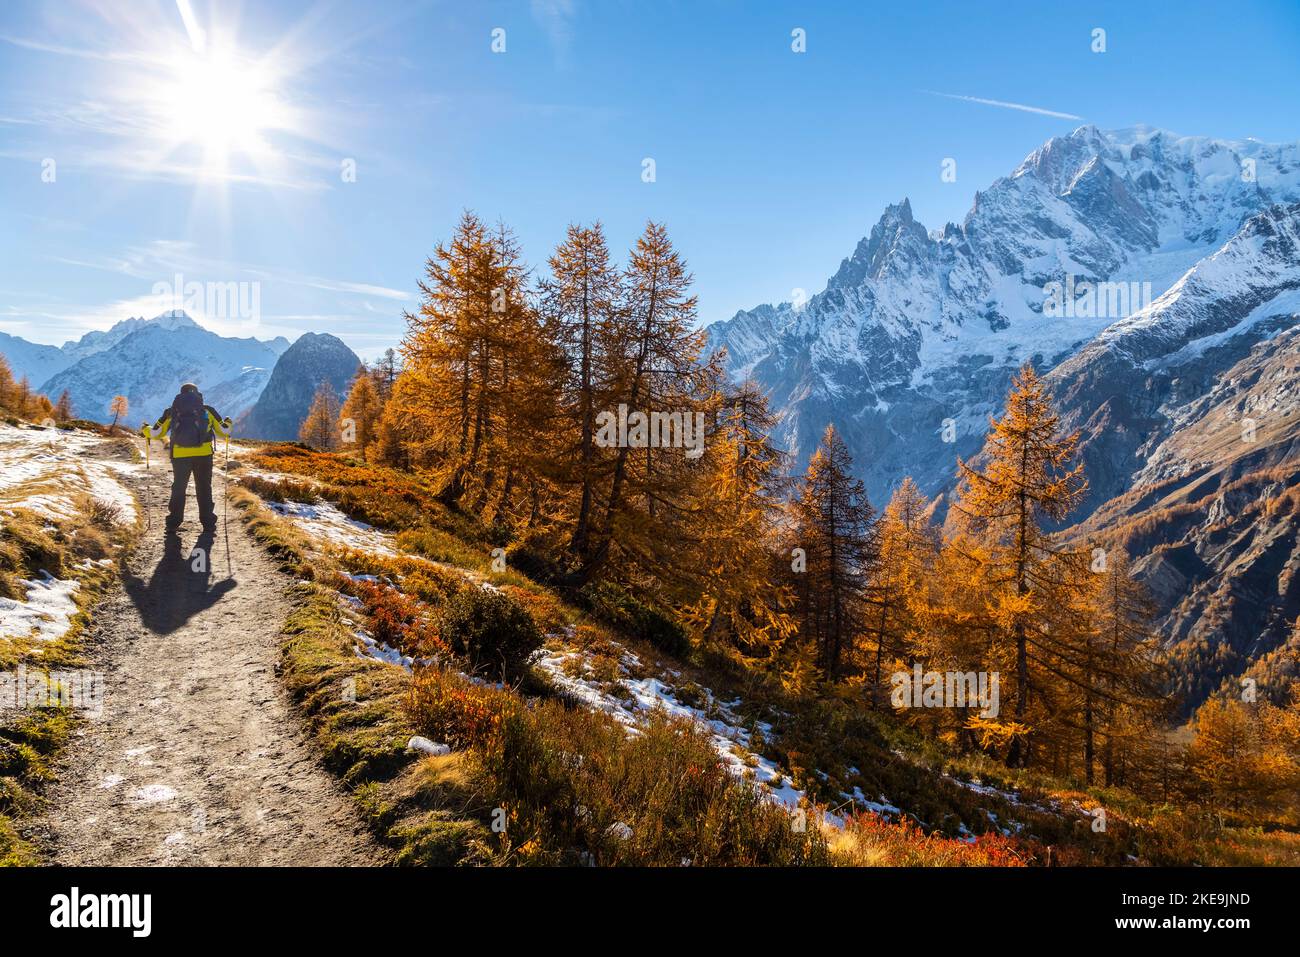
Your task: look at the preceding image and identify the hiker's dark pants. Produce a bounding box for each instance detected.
[167,455,216,530]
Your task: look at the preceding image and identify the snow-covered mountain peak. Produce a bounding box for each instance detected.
[706,125,1300,508]
[151,309,200,330]
[2,308,294,426]
[1011,123,1109,189]
[827,198,930,292]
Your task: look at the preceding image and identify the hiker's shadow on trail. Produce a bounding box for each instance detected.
[124,530,238,635]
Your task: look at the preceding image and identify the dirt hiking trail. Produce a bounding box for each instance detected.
[31,441,383,865]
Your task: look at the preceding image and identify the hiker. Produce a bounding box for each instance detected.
[142,383,232,534]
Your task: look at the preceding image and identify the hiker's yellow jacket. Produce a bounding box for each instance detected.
[142,409,231,459]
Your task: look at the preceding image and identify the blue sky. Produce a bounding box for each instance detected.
[2,0,1298,359]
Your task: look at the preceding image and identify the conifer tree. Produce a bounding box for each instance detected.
[393,213,561,519]
[0,355,16,414]
[951,363,1087,767]
[911,527,1010,750]
[109,395,129,428]
[373,372,419,470]
[780,638,823,697]
[582,221,711,583]
[393,211,496,488]
[1080,549,1167,785]
[16,376,33,418]
[340,365,382,457]
[30,391,53,423]
[539,222,623,564]
[789,424,878,682]
[299,382,341,450]
[1188,693,1300,819]
[681,380,795,659]
[371,348,400,401]
[483,224,566,524]
[54,389,74,422]
[866,477,937,702]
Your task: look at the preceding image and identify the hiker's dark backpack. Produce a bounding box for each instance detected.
[169,390,211,449]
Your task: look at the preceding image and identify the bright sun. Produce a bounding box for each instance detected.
[159,51,286,166]
[105,2,315,187]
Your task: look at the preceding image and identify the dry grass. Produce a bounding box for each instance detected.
[406,665,829,866]
[830,812,1030,866]
[0,494,138,866]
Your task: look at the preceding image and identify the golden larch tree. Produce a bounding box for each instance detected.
[539,222,623,565]
[109,395,129,428]
[951,363,1087,767]
[339,366,382,457]
[299,381,341,450]
[680,379,796,662]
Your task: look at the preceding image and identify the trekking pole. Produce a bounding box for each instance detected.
[141,423,152,532]
[222,423,233,577]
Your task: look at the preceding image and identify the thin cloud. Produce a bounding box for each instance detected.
[87,153,333,193]
[531,0,577,62]
[0,294,194,343]
[0,34,162,65]
[275,274,410,301]
[925,90,1083,121]
[52,242,411,302]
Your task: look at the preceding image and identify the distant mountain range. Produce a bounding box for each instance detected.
[706,125,1300,710]
[0,311,242,390]
[0,311,358,439]
[1,311,288,426]
[707,125,1300,508]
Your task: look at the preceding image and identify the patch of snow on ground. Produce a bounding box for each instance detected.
[0,424,139,522]
[354,628,416,669]
[842,786,901,820]
[0,570,81,642]
[943,774,1063,823]
[266,500,397,555]
[84,460,141,520]
[534,640,809,813]
[235,465,320,486]
[3,493,80,522]
[346,602,440,672]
